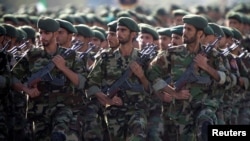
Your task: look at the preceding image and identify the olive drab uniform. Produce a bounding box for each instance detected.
[147,43,231,141]
[12,45,87,141]
[87,47,150,141]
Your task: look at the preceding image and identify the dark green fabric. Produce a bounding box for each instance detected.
[3,24,18,37]
[171,25,183,36]
[74,24,94,37]
[139,23,159,40]
[56,19,77,33]
[182,14,208,30]
[37,16,59,32]
[157,27,172,37]
[208,23,225,37]
[117,17,139,32]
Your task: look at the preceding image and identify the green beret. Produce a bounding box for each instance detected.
[16,14,30,25]
[2,14,19,25]
[204,25,214,35]
[74,24,94,37]
[157,27,172,37]
[182,14,208,30]
[172,9,189,17]
[139,23,159,40]
[93,29,105,41]
[29,16,39,25]
[170,25,183,36]
[58,14,75,24]
[208,23,225,37]
[117,17,139,32]
[37,17,59,32]
[107,20,117,32]
[37,17,60,32]
[20,25,36,39]
[220,26,234,37]
[230,28,243,40]
[226,11,243,23]
[55,19,77,34]
[92,26,107,37]
[3,24,18,38]
[0,25,6,35]
[72,15,86,24]
[116,11,131,18]
[16,28,27,42]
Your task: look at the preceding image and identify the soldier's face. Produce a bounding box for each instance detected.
[39,29,54,47]
[57,28,71,46]
[171,34,183,46]
[116,26,131,44]
[138,33,154,49]
[159,35,171,50]
[183,24,197,44]
[107,31,119,48]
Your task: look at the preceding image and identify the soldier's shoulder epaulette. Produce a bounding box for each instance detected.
[168,44,186,52]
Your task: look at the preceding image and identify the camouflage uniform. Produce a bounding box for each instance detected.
[12,45,87,141]
[87,48,150,141]
[0,50,12,140]
[147,44,229,141]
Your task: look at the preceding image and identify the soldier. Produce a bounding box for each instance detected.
[171,9,189,26]
[170,25,184,46]
[137,23,164,141]
[157,27,172,51]
[12,16,87,141]
[147,14,230,141]
[86,17,151,141]
[55,19,78,48]
[227,28,249,125]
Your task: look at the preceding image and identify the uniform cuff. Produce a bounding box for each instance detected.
[152,78,168,93]
[230,74,237,87]
[217,71,226,85]
[77,74,87,89]
[86,85,101,98]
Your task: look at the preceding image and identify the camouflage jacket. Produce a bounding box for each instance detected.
[147,44,232,116]
[86,47,151,106]
[12,45,87,93]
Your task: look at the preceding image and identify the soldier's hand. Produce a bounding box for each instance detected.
[52,55,66,71]
[174,89,190,100]
[95,92,123,106]
[194,54,209,71]
[24,88,40,98]
[130,61,144,78]
[156,91,173,103]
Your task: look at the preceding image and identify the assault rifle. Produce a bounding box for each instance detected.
[103,43,158,98]
[172,35,222,92]
[79,42,96,59]
[221,39,241,56]
[9,40,29,55]
[27,40,83,88]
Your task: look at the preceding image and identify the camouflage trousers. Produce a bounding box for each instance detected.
[105,105,148,141]
[238,94,250,124]
[146,96,163,141]
[83,99,107,141]
[162,103,179,141]
[0,96,8,141]
[9,91,29,141]
[26,92,86,141]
